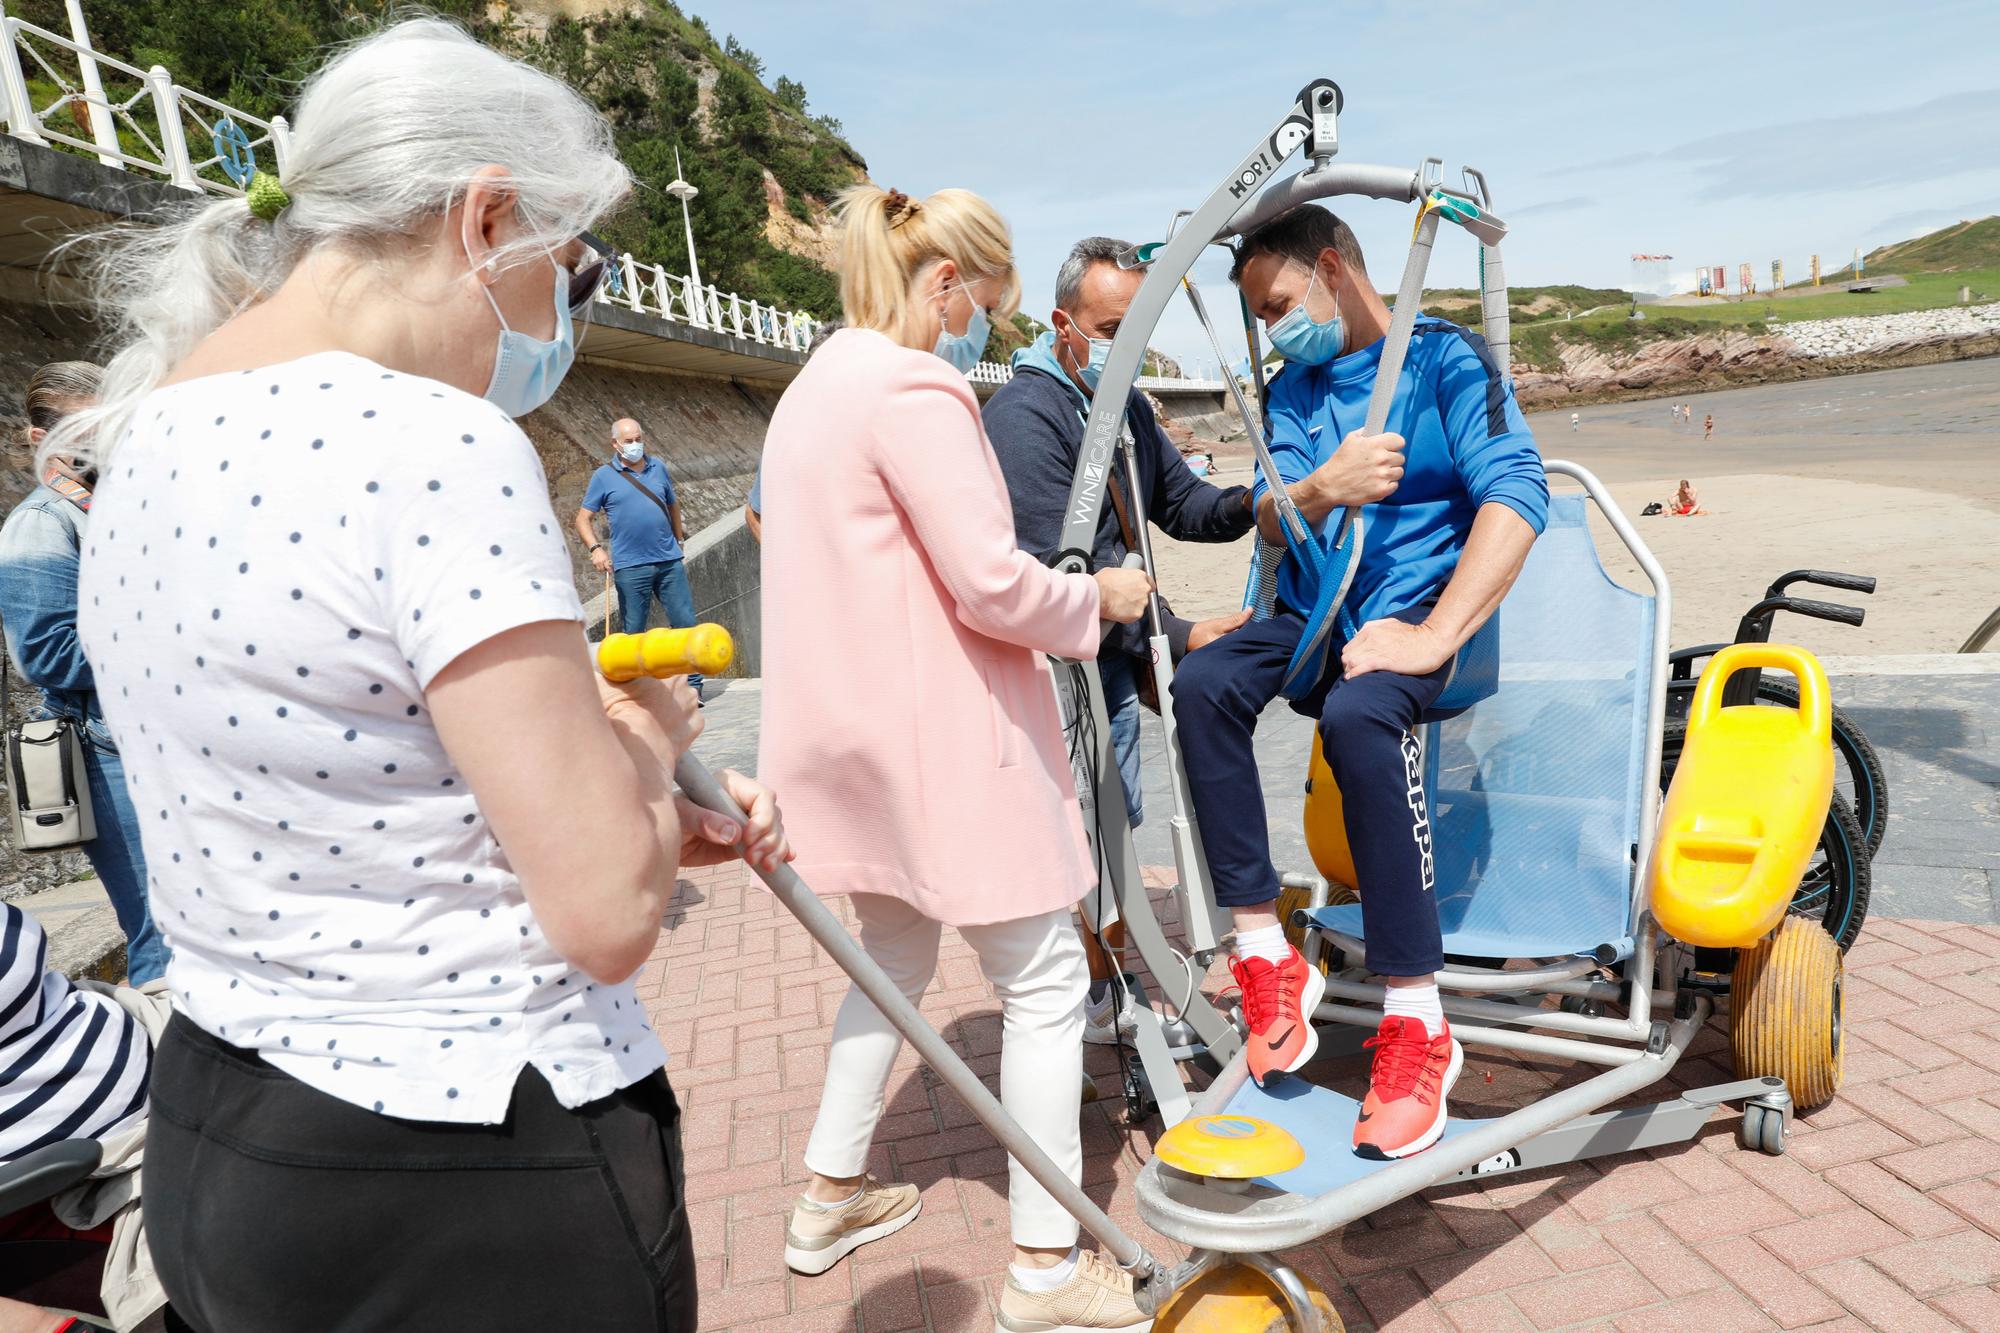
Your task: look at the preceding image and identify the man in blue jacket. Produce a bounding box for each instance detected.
[984,236,1255,1045]
[1173,205,1547,1158]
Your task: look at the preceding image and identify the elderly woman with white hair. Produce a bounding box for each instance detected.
[56,19,787,1329]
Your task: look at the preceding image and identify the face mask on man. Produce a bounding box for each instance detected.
[1265,264,1345,367]
[1061,318,1113,395]
[932,278,990,373]
[616,440,644,463]
[469,237,580,418]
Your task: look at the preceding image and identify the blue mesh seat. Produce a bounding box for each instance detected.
[1304,493,1656,961]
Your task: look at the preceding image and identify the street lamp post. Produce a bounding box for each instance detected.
[664,147,704,327]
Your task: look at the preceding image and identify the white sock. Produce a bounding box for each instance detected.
[1010,1247,1079,1291]
[801,1185,863,1212]
[1383,982,1445,1038]
[1234,923,1291,965]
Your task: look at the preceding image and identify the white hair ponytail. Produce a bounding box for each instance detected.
[43,17,631,471]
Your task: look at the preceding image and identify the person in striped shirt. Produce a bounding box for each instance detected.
[0,903,167,1333]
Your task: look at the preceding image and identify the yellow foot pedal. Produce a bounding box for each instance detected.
[1155,1115,1304,1179]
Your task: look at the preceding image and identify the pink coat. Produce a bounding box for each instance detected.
[757,328,1101,926]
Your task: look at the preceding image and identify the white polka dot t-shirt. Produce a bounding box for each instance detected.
[75,352,666,1124]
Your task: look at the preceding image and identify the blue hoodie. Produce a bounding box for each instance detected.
[1254,316,1548,627]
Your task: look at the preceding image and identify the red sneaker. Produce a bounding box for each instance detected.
[1354,1015,1462,1160]
[1228,945,1326,1088]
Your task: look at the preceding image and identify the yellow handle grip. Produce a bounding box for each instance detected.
[1690,642,1831,735]
[597,625,735,682]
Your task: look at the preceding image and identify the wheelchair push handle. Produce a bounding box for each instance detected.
[1781,596,1866,628]
[1733,594,1866,645]
[1767,568,1876,598]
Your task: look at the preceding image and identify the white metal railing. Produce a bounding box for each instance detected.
[0,7,288,194]
[963,360,1227,391]
[597,251,819,352]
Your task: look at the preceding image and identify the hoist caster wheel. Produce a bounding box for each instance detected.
[1153,1262,1342,1332]
[1732,915,1844,1111]
[1741,1101,1787,1156]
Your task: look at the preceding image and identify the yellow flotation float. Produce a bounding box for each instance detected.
[1648,643,1834,949]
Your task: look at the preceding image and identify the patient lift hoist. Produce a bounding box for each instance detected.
[670,78,1844,1332]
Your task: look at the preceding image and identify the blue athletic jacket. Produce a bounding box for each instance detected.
[1251,316,1548,626]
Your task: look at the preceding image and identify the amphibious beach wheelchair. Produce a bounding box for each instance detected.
[1038,79,1849,1329]
[650,77,1850,1332]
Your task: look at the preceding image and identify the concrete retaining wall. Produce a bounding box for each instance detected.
[1150,388,1239,441]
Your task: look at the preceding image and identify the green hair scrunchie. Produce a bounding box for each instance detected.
[245,171,291,222]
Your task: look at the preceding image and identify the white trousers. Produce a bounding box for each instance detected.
[803,894,1088,1248]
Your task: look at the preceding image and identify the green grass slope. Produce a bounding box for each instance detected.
[1861,216,2000,275]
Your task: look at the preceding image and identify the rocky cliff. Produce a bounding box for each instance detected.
[1512,325,2000,408]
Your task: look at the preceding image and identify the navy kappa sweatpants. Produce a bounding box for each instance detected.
[1171,607,1451,977]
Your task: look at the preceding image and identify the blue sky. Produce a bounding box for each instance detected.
[693,0,2000,365]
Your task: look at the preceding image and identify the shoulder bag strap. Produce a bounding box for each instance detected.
[612,464,677,527]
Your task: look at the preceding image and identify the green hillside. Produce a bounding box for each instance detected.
[1859,215,2000,275]
[1423,284,1630,327]
[13,0,862,318]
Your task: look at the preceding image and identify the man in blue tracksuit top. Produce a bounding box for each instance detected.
[1173,204,1547,1158]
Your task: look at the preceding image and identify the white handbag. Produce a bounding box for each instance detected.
[4,653,95,852]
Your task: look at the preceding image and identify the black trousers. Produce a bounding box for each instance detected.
[1172,605,1453,976]
[146,1014,696,1332]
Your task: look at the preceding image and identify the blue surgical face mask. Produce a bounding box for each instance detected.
[1064,324,1113,394]
[475,251,578,418]
[1265,266,1345,367]
[616,440,643,463]
[932,279,990,373]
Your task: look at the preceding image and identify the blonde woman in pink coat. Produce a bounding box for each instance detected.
[760,185,1157,1330]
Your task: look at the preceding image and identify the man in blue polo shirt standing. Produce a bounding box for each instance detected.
[1172,204,1547,1159]
[575,416,702,697]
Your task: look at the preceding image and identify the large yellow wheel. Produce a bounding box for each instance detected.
[1732,914,1844,1111]
[1153,1263,1343,1333]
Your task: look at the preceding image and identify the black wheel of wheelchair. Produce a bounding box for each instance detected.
[1659,721,1871,951]
[1665,678,1887,858]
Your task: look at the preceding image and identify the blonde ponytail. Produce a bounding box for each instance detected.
[834,185,1019,342]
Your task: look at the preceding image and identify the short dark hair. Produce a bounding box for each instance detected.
[1228,205,1366,285]
[1054,237,1131,313]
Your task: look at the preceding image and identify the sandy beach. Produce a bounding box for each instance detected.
[1152,358,2000,657]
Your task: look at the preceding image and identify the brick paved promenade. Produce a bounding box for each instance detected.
[646,860,2000,1332]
